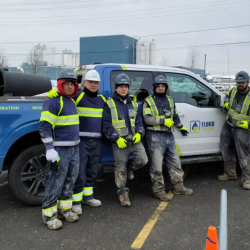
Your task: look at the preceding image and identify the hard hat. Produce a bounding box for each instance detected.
[57,68,77,82]
[153,75,168,86]
[235,71,250,83]
[84,70,100,82]
[115,73,130,85]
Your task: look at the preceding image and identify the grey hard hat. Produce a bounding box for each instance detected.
[235,71,250,83]
[115,73,130,85]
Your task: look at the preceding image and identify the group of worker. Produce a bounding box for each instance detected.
[39,68,250,230]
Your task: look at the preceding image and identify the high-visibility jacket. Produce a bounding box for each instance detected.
[106,97,138,137]
[75,91,106,138]
[143,95,181,131]
[103,93,145,142]
[39,96,80,148]
[225,87,250,127]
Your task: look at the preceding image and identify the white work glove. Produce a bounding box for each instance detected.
[46,149,59,162]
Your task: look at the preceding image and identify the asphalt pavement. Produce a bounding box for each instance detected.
[0,163,249,250]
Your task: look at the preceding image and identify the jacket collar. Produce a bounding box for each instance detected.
[112,92,132,103]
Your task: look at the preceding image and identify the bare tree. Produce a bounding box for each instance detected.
[0,47,8,68]
[160,56,169,66]
[185,48,200,68]
[26,47,43,75]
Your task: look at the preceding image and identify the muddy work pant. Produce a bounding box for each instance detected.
[73,138,102,205]
[42,145,79,219]
[220,122,250,183]
[112,140,148,195]
[146,131,184,194]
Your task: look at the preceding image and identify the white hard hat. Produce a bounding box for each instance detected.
[84,70,100,82]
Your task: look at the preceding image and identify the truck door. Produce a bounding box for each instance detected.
[161,71,225,156]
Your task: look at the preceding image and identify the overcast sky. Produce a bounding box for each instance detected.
[1,0,250,75]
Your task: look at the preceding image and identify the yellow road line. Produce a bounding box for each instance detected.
[131,191,174,249]
[131,165,191,249]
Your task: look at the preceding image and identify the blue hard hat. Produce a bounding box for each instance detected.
[153,75,168,86]
[235,71,250,83]
[115,73,130,85]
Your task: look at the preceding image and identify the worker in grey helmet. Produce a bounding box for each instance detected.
[103,73,148,207]
[219,71,250,190]
[143,75,193,201]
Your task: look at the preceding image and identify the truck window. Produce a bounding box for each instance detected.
[110,71,154,101]
[165,73,215,107]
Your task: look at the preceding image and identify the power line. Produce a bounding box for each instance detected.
[1,2,250,25]
[0,0,240,19]
[3,40,250,58]
[0,0,155,12]
[1,0,103,6]
[1,24,250,45]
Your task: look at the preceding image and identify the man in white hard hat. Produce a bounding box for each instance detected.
[48,69,106,215]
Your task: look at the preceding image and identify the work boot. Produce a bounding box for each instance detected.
[218,173,237,181]
[153,191,171,202]
[82,198,102,207]
[43,215,63,230]
[59,210,79,223]
[243,181,250,190]
[172,182,193,195]
[72,205,82,215]
[118,192,131,207]
[128,170,134,180]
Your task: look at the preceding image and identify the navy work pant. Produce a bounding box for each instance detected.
[42,145,79,218]
[73,138,102,205]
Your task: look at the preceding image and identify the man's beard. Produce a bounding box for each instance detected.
[237,85,248,92]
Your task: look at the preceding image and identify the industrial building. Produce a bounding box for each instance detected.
[79,35,156,66]
[80,35,137,65]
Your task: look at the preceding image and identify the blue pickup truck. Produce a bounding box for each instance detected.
[0,64,224,205]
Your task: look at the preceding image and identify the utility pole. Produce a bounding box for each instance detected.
[204,54,206,79]
[227,50,230,88]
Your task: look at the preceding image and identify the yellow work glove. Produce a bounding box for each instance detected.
[238,121,249,129]
[179,127,189,136]
[116,138,127,149]
[221,102,229,112]
[48,89,59,98]
[164,118,174,128]
[132,133,141,144]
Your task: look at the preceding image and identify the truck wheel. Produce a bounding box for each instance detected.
[9,144,47,206]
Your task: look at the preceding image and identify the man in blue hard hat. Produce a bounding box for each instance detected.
[143,75,193,202]
[219,71,250,190]
[103,73,148,207]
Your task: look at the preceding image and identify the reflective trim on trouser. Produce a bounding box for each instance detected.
[53,139,80,146]
[42,205,57,218]
[58,200,73,211]
[83,187,93,197]
[72,191,83,202]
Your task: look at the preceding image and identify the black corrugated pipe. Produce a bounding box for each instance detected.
[0,69,52,96]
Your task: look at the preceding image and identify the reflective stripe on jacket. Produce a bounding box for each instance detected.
[226,87,250,127]
[75,92,106,138]
[39,95,80,147]
[106,97,138,137]
[144,95,175,131]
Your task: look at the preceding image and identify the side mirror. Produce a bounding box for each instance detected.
[215,94,222,107]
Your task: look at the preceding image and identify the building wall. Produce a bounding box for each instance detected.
[80,35,137,65]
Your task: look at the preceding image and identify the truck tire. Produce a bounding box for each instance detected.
[9,144,47,206]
